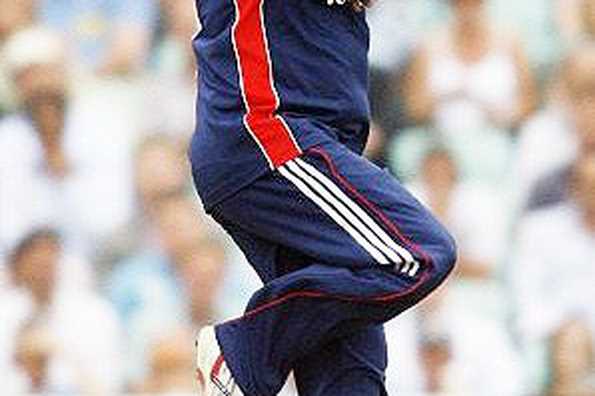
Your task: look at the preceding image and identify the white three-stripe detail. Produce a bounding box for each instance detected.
[294,158,416,264]
[279,165,391,265]
[280,159,419,276]
[286,161,403,264]
[407,261,420,277]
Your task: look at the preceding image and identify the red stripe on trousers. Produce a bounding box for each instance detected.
[232,0,301,168]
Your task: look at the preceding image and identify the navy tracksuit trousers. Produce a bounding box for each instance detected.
[204,139,457,396]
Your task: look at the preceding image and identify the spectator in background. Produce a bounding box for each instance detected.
[142,0,198,139]
[0,0,33,40]
[0,0,34,115]
[0,27,136,260]
[488,0,571,79]
[558,0,595,45]
[106,192,226,387]
[584,0,595,41]
[13,321,53,394]
[38,0,158,76]
[549,320,595,396]
[0,229,123,394]
[406,147,522,394]
[514,155,595,394]
[153,0,197,76]
[409,148,509,282]
[513,49,582,207]
[366,0,447,140]
[403,0,536,136]
[99,135,190,266]
[414,315,523,395]
[181,238,227,327]
[0,228,92,392]
[525,45,595,212]
[395,0,536,185]
[134,135,189,210]
[384,309,426,394]
[138,328,195,393]
[368,0,446,76]
[418,333,452,394]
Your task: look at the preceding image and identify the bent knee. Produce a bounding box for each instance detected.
[428,229,457,279]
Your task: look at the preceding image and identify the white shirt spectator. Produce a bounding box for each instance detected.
[0,288,31,394]
[385,311,523,396]
[0,92,137,261]
[141,72,196,140]
[405,181,523,394]
[488,0,567,71]
[0,262,8,289]
[440,316,524,395]
[368,0,446,71]
[426,182,512,324]
[409,181,510,276]
[514,104,577,208]
[0,288,123,394]
[426,31,520,137]
[385,310,425,395]
[0,250,98,392]
[514,203,595,343]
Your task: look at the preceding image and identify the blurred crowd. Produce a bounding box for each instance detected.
[0,0,593,394]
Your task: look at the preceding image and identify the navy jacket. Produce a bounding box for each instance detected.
[189,0,370,209]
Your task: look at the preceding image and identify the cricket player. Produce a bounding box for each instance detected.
[189,0,457,394]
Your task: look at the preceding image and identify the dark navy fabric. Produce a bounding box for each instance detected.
[293,326,388,396]
[203,139,457,396]
[189,0,370,210]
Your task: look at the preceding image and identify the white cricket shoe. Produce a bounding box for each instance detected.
[195,326,244,396]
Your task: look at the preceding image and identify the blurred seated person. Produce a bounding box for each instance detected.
[514,155,595,393]
[0,227,93,390]
[406,148,522,394]
[107,194,211,330]
[0,229,123,394]
[153,0,197,76]
[137,328,195,393]
[0,0,34,115]
[575,0,595,42]
[403,0,536,138]
[513,46,587,206]
[0,0,33,42]
[106,192,227,386]
[585,0,595,41]
[180,238,227,328]
[388,312,523,395]
[98,134,190,265]
[0,28,136,258]
[38,0,158,76]
[366,0,447,134]
[418,332,452,394]
[487,0,569,76]
[559,0,595,44]
[525,45,595,212]
[549,320,595,396]
[142,0,198,138]
[384,310,426,394]
[408,148,508,284]
[13,320,53,394]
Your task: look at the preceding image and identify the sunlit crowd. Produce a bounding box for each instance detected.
[0,0,594,394]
